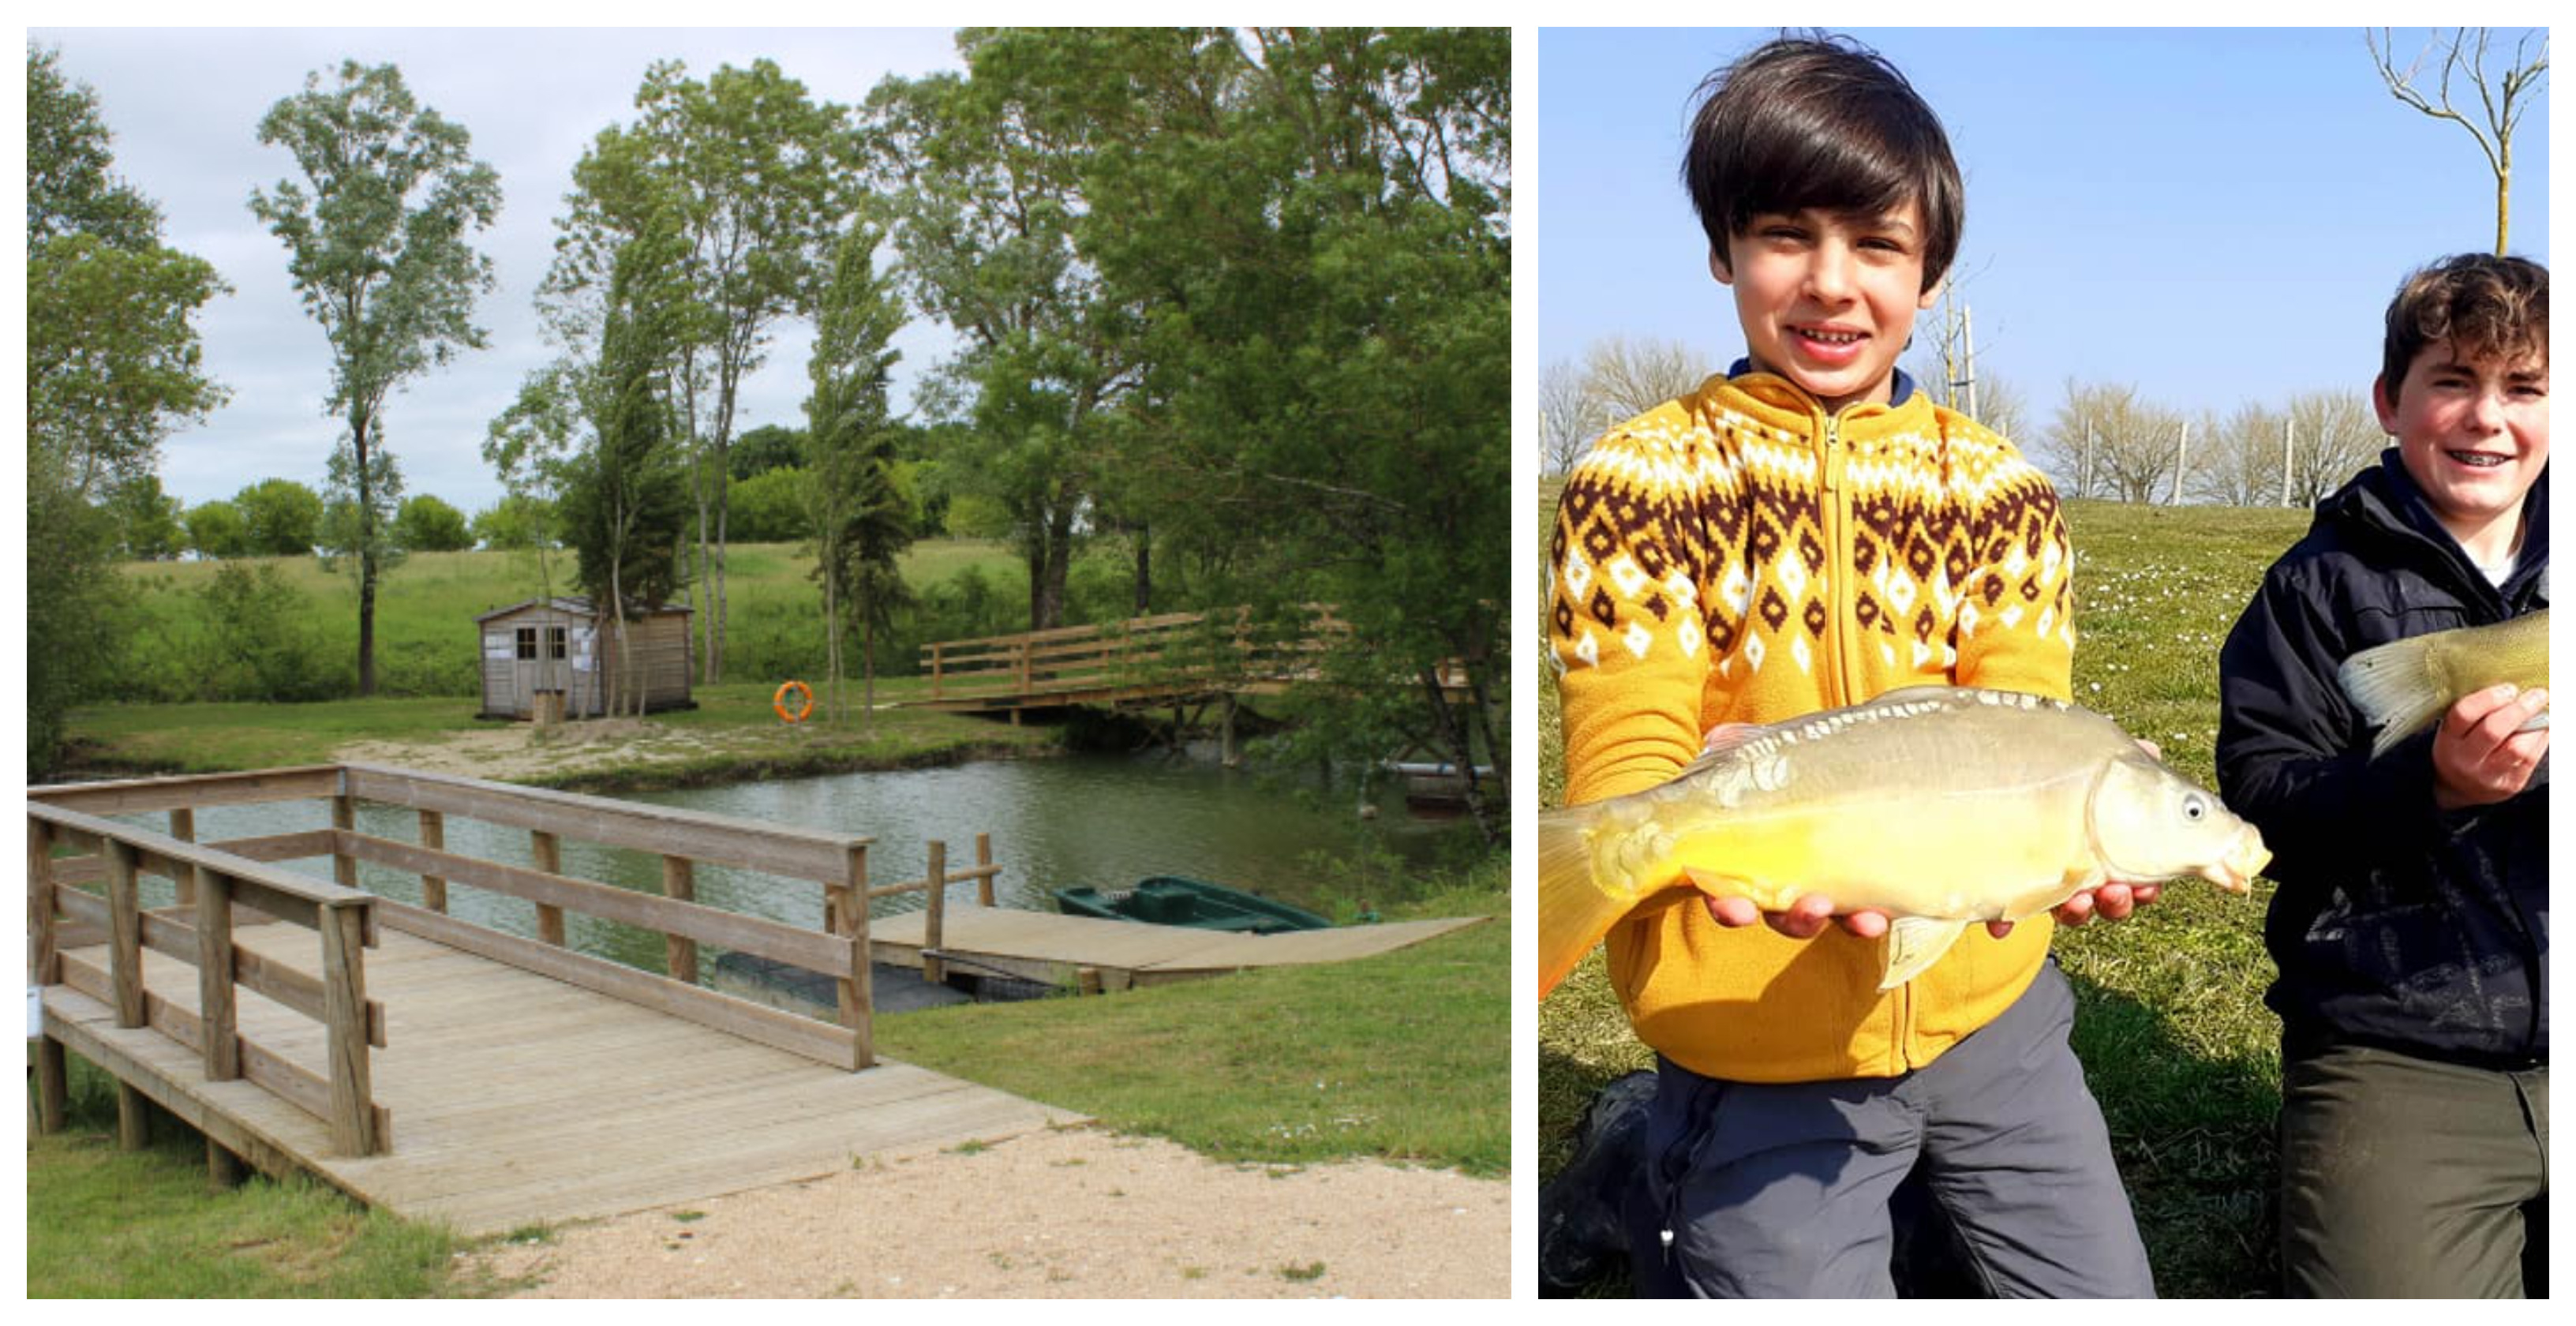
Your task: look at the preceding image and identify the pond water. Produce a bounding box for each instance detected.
[120,751,1485,981]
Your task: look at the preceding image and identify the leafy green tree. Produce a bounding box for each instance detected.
[107,474,185,559]
[233,477,324,556]
[804,225,913,722]
[559,212,694,714]
[185,498,251,559]
[470,493,556,550]
[392,493,473,552]
[196,563,339,702]
[27,44,227,771]
[249,60,501,695]
[729,423,807,480]
[724,466,811,543]
[549,58,856,684]
[867,50,1136,633]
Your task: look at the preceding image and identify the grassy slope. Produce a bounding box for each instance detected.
[1537,494,2314,1298]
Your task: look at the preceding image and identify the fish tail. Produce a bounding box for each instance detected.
[1537,805,1632,1001]
[2338,634,2451,759]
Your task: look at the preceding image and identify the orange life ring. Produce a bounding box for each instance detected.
[773,680,815,724]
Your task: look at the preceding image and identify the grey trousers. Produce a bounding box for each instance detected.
[1626,959,2155,1298]
[2278,1041,2548,1298]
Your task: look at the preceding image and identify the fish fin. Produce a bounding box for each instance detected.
[1678,865,1757,896]
[1879,917,1971,990]
[2337,635,2447,759]
[2518,709,2550,735]
[1537,805,1635,1001]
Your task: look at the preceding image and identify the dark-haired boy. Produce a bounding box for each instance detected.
[1548,35,2155,1298]
[2217,252,2548,1298]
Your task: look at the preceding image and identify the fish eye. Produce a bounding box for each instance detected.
[2182,795,2207,822]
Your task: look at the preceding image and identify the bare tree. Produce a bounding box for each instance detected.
[2206,400,2288,507]
[2285,389,2383,504]
[1973,373,2030,449]
[2368,28,2548,254]
[2048,380,2186,504]
[1582,334,1713,420]
[1539,358,1593,476]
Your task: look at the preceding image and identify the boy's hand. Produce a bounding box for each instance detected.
[2431,683,2551,810]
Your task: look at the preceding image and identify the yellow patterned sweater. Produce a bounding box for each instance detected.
[1550,369,2076,1083]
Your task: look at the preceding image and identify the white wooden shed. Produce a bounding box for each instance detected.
[474,597,695,720]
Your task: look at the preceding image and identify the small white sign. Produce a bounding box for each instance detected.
[571,627,596,672]
[484,632,514,661]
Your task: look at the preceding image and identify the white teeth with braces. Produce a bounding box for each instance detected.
[2449,451,2508,467]
[1803,329,1863,344]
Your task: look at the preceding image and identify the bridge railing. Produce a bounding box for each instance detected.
[864,833,999,985]
[921,605,1350,704]
[30,765,900,1075]
[28,792,391,1156]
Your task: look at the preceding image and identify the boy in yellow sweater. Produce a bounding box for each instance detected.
[1548,34,2156,1296]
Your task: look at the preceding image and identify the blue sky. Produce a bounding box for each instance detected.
[1537,27,2552,448]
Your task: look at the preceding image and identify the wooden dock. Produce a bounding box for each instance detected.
[870,908,1485,991]
[43,922,1078,1236]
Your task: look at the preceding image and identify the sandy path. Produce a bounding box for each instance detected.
[335,718,724,784]
[468,1124,1508,1298]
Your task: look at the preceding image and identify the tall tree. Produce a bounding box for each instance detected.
[549,59,854,685]
[560,212,694,716]
[234,477,324,556]
[867,43,1141,633]
[249,60,500,695]
[28,44,227,770]
[2368,28,2548,254]
[803,226,914,724]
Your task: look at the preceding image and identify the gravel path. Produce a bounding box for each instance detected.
[468,1125,1509,1298]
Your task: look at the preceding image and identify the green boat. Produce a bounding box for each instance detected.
[1052,876,1335,934]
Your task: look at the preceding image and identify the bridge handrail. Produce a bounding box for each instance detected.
[27,800,388,1156]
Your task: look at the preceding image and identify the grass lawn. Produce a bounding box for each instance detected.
[1538,493,2316,1298]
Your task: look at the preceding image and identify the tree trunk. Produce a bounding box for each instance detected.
[1420,664,1500,847]
[353,408,378,697]
[1133,520,1151,615]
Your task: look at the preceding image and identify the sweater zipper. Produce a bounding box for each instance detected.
[1824,406,1914,1064]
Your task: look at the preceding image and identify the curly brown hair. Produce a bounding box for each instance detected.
[2380,253,2549,402]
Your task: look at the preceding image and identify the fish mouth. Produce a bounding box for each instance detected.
[2208,833,2270,893]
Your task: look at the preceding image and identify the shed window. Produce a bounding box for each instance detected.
[547,627,568,660]
[516,627,537,660]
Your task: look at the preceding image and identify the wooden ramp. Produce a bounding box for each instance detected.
[43,923,1083,1237]
[870,908,1485,990]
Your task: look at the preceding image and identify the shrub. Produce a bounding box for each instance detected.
[195,563,342,701]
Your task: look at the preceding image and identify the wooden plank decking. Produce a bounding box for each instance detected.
[43,922,1082,1236]
[869,908,1485,990]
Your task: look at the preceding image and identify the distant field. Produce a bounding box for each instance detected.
[111,538,1047,702]
[1537,493,2317,1298]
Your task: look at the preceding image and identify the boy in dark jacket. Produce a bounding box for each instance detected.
[2216,252,2548,1298]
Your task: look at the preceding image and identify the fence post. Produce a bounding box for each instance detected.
[975,833,995,908]
[530,830,565,946]
[169,806,199,907]
[28,818,58,987]
[417,808,447,912]
[319,901,380,1156]
[834,845,875,1071]
[331,788,358,891]
[923,840,949,987]
[663,856,698,984]
[930,642,945,701]
[197,870,240,1081]
[106,839,144,1028]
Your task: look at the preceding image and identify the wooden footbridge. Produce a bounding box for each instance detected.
[24,763,1481,1234]
[912,605,1473,723]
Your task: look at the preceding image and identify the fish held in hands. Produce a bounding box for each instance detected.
[2337,609,2549,759]
[1536,687,2269,999]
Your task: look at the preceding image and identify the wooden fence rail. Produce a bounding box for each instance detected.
[27,800,388,1157]
[921,605,1350,706]
[865,833,998,985]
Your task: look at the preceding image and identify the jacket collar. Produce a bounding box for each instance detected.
[1725,358,1919,408]
[2327,449,2550,605]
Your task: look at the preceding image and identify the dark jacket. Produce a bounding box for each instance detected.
[2216,451,2548,1068]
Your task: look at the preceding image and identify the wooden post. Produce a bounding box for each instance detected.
[35,1037,69,1135]
[929,642,945,701]
[331,790,358,891]
[1016,639,1032,699]
[106,840,144,1028]
[1221,693,1241,768]
[834,845,875,1071]
[196,871,240,1081]
[28,818,58,987]
[117,1081,150,1150]
[319,903,379,1156]
[663,856,698,984]
[530,830,565,946]
[169,807,198,907]
[975,833,995,908]
[208,1137,245,1188]
[923,840,949,987]
[417,809,448,912]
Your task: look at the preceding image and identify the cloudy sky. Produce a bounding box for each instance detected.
[32,25,969,513]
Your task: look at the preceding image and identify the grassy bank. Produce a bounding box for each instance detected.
[1538,494,2315,1298]
[25,1057,500,1298]
[53,678,1060,789]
